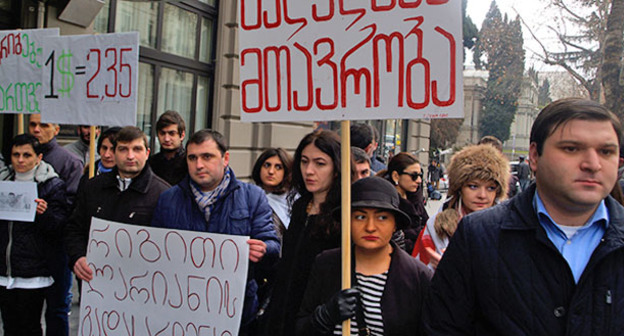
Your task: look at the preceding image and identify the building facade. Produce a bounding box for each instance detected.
[1,0,431,176]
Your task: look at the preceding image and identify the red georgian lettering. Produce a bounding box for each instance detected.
[432,26,456,106]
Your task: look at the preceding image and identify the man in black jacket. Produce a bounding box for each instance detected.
[424,98,624,335]
[65,126,170,283]
[148,110,187,185]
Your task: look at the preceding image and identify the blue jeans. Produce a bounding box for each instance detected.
[45,250,72,336]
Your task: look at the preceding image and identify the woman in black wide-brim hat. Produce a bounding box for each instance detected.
[295,176,432,336]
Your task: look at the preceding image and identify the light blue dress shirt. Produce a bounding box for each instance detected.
[533,192,608,283]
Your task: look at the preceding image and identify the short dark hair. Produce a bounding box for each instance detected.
[350,123,373,150]
[478,135,503,153]
[10,134,41,155]
[97,127,122,153]
[186,129,228,155]
[252,148,293,194]
[113,126,148,150]
[156,110,186,135]
[531,98,622,156]
[351,146,371,165]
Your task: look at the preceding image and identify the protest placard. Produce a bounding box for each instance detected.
[0,28,59,115]
[79,218,250,336]
[40,32,139,126]
[239,1,463,122]
[0,181,37,222]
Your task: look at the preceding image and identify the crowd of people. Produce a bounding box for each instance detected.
[1,97,624,335]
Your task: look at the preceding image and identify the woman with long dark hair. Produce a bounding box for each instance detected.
[264,130,342,336]
[377,152,428,253]
[252,148,294,240]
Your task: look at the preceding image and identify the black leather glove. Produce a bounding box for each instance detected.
[312,288,359,334]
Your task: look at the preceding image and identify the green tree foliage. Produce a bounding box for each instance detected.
[476,1,525,142]
[463,0,479,62]
[430,119,463,150]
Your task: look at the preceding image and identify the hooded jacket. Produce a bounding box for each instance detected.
[0,161,69,278]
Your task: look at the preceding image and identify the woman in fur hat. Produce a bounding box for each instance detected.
[413,144,509,270]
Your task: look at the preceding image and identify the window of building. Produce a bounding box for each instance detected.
[94,0,217,149]
[0,0,10,11]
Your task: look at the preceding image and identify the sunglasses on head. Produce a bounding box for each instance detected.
[401,171,423,181]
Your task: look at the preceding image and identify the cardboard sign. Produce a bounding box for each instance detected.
[40,32,139,126]
[0,28,60,114]
[0,181,37,222]
[239,1,464,122]
[79,218,250,336]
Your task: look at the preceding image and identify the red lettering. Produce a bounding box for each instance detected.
[432,26,455,106]
[263,0,281,28]
[341,24,376,108]
[405,17,430,109]
[372,0,397,11]
[283,0,308,40]
[312,0,334,21]
[263,46,292,112]
[241,49,263,113]
[373,32,405,107]
[0,33,22,65]
[219,239,240,273]
[399,0,422,8]
[292,43,314,111]
[339,0,366,31]
[240,0,261,30]
[206,276,223,314]
[313,39,338,110]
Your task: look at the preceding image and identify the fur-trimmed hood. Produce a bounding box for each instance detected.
[0,160,59,183]
[446,144,510,206]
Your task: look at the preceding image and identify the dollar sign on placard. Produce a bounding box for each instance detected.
[57,50,74,97]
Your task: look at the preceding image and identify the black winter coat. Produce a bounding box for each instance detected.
[0,167,69,278]
[264,194,341,336]
[64,166,170,268]
[296,244,432,336]
[424,183,624,336]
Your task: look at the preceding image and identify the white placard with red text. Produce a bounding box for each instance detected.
[40,32,139,126]
[79,218,250,336]
[0,28,60,115]
[239,1,463,122]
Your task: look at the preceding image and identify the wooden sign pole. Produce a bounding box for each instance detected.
[88,126,96,178]
[340,120,352,334]
[17,115,24,134]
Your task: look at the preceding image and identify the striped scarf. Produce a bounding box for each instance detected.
[190,167,231,223]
